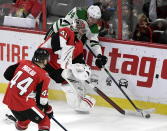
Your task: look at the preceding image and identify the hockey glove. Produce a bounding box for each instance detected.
[95,54,108,68]
[44,105,53,119]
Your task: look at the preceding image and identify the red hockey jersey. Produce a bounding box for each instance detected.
[3,60,50,111]
[40,27,84,70]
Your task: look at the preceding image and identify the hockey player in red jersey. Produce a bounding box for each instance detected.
[3,48,53,131]
[40,19,96,113]
[40,19,88,80]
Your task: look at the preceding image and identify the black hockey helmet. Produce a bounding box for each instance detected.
[32,48,49,63]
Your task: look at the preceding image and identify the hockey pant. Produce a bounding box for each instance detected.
[61,69,96,112]
[11,106,50,131]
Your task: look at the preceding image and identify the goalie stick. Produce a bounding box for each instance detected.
[85,81,153,118]
[85,44,154,118]
[85,81,125,115]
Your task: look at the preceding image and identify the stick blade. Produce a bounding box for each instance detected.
[125,108,155,118]
[125,110,143,117]
[141,108,155,114]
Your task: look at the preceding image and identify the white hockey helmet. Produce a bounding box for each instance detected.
[71,63,91,81]
[87,5,101,19]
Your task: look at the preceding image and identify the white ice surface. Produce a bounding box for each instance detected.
[1,94,167,131]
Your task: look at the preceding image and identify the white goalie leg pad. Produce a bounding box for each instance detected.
[61,84,81,108]
[61,69,96,112]
[75,95,96,112]
[61,69,84,108]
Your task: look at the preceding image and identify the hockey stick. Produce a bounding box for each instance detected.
[6,114,68,131]
[102,63,154,118]
[85,44,153,118]
[52,117,68,131]
[85,81,125,115]
[85,81,152,118]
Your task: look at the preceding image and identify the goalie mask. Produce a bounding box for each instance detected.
[71,64,91,81]
[71,19,87,34]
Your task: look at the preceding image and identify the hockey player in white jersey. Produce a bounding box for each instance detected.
[44,5,108,69]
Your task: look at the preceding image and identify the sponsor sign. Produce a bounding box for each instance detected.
[1,29,167,103]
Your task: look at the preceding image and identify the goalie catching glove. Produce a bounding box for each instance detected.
[71,63,91,81]
[62,63,91,81]
[95,54,108,68]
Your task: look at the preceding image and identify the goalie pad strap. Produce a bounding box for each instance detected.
[82,97,94,107]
